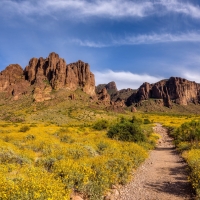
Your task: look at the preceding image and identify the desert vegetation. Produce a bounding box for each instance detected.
[170,120,200,198]
[0,114,157,200]
[1,85,200,199]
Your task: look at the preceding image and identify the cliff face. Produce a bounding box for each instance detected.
[24,52,95,101]
[96,81,136,103]
[66,60,95,96]
[105,81,118,92]
[0,52,96,102]
[166,77,200,105]
[96,81,117,95]
[0,64,29,100]
[1,53,200,108]
[127,77,200,107]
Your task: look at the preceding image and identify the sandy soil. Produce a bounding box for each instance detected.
[119,123,195,200]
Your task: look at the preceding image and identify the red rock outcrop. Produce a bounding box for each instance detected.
[127,77,200,107]
[96,82,136,104]
[0,52,96,102]
[66,60,95,96]
[131,107,137,112]
[2,53,200,109]
[96,86,126,111]
[23,52,95,101]
[0,64,29,100]
[105,81,118,92]
[97,88,111,103]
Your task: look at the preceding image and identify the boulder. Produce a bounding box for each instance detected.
[97,88,111,102]
[131,107,137,112]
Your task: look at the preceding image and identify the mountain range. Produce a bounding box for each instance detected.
[1,52,200,112]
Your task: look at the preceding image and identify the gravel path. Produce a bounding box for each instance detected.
[119,123,195,200]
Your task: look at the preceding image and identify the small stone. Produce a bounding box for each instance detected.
[112,185,118,189]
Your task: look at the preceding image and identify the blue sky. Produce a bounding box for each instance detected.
[1,0,200,89]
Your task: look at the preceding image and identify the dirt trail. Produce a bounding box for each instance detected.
[119,123,195,200]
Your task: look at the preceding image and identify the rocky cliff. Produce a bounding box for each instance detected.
[0,52,96,102]
[0,64,30,100]
[1,53,200,109]
[96,82,135,102]
[96,81,117,95]
[127,77,200,107]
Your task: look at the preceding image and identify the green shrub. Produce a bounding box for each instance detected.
[93,119,109,130]
[183,149,200,198]
[130,116,143,124]
[25,134,35,141]
[107,119,146,142]
[19,125,30,132]
[60,135,74,143]
[29,124,37,127]
[143,118,151,124]
[172,120,200,197]
[97,141,109,154]
[0,148,31,164]
[172,120,200,145]
[177,142,191,152]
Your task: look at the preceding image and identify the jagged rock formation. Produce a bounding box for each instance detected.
[96,81,117,95]
[127,77,200,107]
[0,52,96,102]
[0,64,29,100]
[24,52,95,101]
[96,82,136,103]
[96,85,126,111]
[97,88,111,103]
[1,53,200,110]
[112,88,136,102]
[105,81,118,94]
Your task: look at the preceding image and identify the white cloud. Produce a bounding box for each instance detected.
[1,0,200,19]
[94,70,164,89]
[180,71,200,84]
[161,0,200,19]
[0,0,153,18]
[118,32,200,44]
[73,32,200,47]
[161,53,200,83]
[72,39,109,48]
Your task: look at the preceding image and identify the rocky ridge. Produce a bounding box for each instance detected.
[0,52,95,102]
[0,64,30,100]
[1,52,200,110]
[127,77,200,108]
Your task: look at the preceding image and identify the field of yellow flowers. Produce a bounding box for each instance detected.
[2,90,200,200]
[0,115,157,200]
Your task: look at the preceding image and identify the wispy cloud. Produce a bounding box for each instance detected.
[94,70,164,89]
[180,70,200,84]
[1,0,200,19]
[72,39,109,48]
[117,32,200,45]
[161,0,200,19]
[73,32,200,47]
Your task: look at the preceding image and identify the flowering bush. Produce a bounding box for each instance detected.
[0,120,151,200]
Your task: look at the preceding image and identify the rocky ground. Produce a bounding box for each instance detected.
[109,123,195,200]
